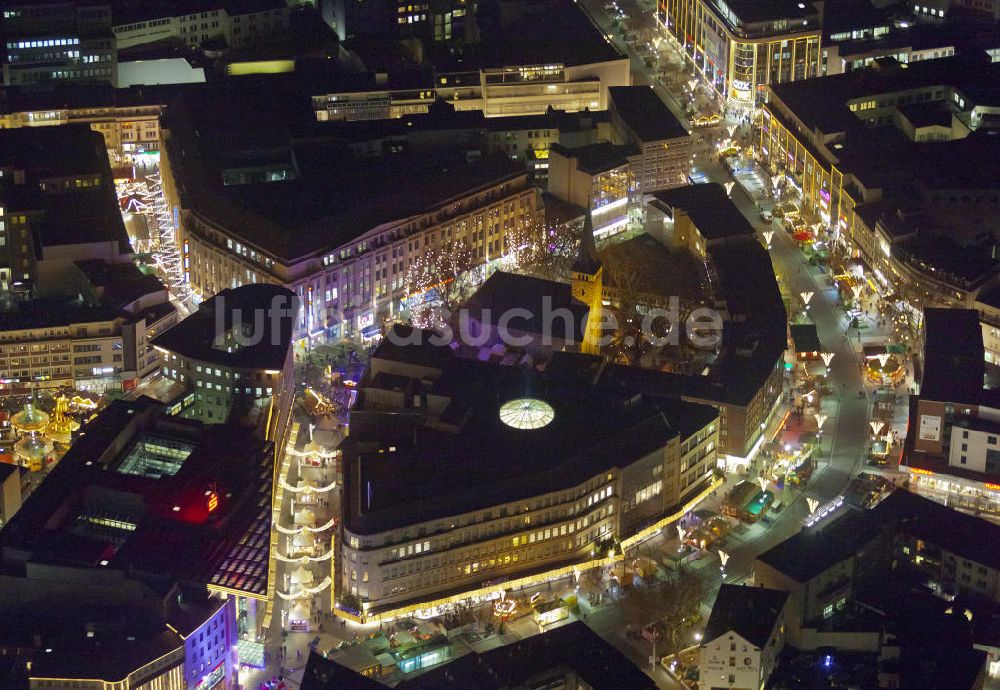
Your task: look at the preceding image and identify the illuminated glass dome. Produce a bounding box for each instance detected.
[499,398,555,430]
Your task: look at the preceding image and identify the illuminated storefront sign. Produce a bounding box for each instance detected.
[194,660,226,690]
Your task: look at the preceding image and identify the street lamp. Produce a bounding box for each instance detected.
[719,550,730,575]
[821,352,835,367]
[800,291,814,308]
[807,497,820,514]
[762,229,774,248]
[870,421,885,436]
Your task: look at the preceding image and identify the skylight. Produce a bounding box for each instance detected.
[499,398,555,430]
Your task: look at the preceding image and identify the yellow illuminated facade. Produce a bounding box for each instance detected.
[656,0,821,103]
[335,476,723,623]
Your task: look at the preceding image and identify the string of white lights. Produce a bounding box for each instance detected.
[274,551,334,563]
[115,174,195,304]
[274,518,338,535]
[276,577,332,600]
[278,478,337,493]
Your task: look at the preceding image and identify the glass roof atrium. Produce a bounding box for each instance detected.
[116,434,195,479]
[499,398,555,430]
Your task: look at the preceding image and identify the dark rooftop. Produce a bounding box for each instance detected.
[151,284,295,371]
[344,342,718,534]
[755,507,885,583]
[609,86,689,142]
[920,307,984,404]
[702,584,789,648]
[302,621,656,689]
[897,100,956,129]
[550,142,633,176]
[428,0,623,70]
[0,125,130,253]
[707,0,818,26]
[873,487,1000,572]
[652,184,756,242]
[895,233,999,289]
[789,323,822,353]
[165,87,529,261]
[460,272,590,342]
[770,54,1000,136]
[977,284,1000,311]
[0,398,276,597]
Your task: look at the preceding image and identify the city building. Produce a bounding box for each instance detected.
[0,259,176,394]
[312,0,630,121]
[607,86,691,194]
[0,462,22,527]
[823,20,958,75]
[0,85,168,169]
[338,330,720,616]
[0,587,237,690]
[789,323,823,363]
[160,87,541,345]
[651,183,756,259]
[760,54,1000,314]
[0,124,174,394]
[698,584,789,690]
[548,143,635,239]
[656,0,822,104]
[458,271,591,356]
[754,505,892,644]
[0,396,277,643]
[617,189,787,461]
[1,0,115,87]
[302,621,657,688]
[877,488,1000,603]
[0,124,133,294]
[903,308,1000,517]
[151,284,295,445]
[111,0,293,51]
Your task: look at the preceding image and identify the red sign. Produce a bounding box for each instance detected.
[207,492,219,512]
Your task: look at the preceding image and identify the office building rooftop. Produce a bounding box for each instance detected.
[609,86,689,141]
[151,284,295,371]
[652,184,757,242]
[0,397,276,598]
[0,124,130,253]
[343,334,717,534]
[703,584,789,647]
[920,307,984,404]
[163,89,527,262]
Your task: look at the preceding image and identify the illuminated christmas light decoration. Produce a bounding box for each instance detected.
[114,173,196,305]
[274,551,334,563]
[276,577,332,600]
[279,478,337,493]
[274,517,338,535]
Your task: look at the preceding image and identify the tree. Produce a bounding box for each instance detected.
[503,215,579,283]
[403,237,489,331]
[599,239,714,370]
[402,213,578,332]
[623,567,704,656]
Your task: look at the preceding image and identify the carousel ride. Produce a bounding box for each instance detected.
[10,394,53,471]
[8,393,85,470]
[865,353,906,386]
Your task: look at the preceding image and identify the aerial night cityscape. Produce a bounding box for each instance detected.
[1,0,1000,688]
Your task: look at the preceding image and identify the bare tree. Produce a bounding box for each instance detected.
[505,215,579,283]
[623,567,704,656]
[403,237,488,330]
